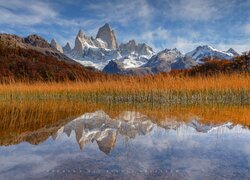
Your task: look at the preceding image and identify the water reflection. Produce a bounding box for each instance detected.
[53,111,237,154]
[0,103,250,179]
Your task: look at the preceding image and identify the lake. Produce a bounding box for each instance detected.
[0,101,250,179]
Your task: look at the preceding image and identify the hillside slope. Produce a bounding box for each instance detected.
[0,38,105,83]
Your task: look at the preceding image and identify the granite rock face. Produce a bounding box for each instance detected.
[63,24,154,70]
[96,23,118,49]
[119,39,154,57]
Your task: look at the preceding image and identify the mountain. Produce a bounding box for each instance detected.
[63,42,72,55]
[66,27,121,69]
[60,24,155,70]
[0,33,72,62]
[143,48,197,73]
[47,23,241,75]
[50,39,63,53]
[0,33,105,82]
[118,40,154,68]
[103,60,152,75]
[226,48,239,56]
[185,45,235,63]
[103,48,197,75]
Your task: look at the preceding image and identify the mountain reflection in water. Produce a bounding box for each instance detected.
[53,111,236,154]
[0,104,250,179]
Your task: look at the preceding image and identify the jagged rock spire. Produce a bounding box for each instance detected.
[50,38,63,53]
[63,42,72,54]
[96,23,118,49]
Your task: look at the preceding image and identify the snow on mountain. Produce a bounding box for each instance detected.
[117,40,154,68]
[143,48,197,73]
[185,45,234,63]
[103,48,197,75]
[144,48,182,67]
[226,48,239,56]
[50,24,240,73]
[57,24,154,70]
[63,27,121,69]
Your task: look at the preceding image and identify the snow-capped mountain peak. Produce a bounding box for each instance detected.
[51,24,240,74]
[226,48,239,56]
[61,24,155,70]
[141,48,196,74]
[185,45,234,63]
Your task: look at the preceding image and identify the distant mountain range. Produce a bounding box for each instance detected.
[50,23,240,75]
[0,23,245,78]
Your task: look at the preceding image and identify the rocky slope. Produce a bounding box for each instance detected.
[0,33,105,82]
[0,33,72,62]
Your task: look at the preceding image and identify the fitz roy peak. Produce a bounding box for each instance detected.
[59,23,155,70]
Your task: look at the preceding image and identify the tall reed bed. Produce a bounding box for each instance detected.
[0,73,249,105]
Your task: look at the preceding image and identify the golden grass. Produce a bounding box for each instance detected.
[0,73,249,93]
[0,73,249,105]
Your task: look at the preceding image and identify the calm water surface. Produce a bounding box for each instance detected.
[0,104,250,179]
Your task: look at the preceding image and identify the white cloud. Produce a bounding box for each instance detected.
[168,0,221,21]
[0,0,84,28]
[136,27,170,50]
[141,27,170,42]
[0,0,57,25]
[86,0,153,26]
[244,24,250,34]
[172,37,205,53]
[216,43,250,54]
[172,37,250,54]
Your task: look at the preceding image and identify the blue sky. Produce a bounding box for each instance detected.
[0,0,249,53]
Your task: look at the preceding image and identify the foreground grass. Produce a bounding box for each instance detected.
[0,73,249,105]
